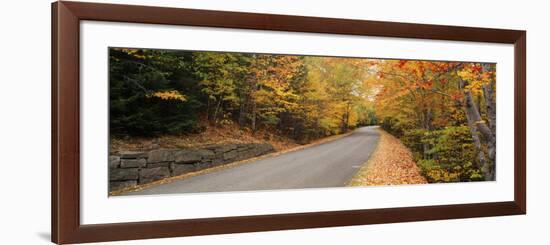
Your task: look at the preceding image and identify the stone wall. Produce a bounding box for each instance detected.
[109,143,274,192]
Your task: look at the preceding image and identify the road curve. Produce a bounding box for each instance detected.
[124,126,380,195]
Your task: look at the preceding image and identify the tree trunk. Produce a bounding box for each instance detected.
[251,99,257,134]
[213,98,222,125]
[341,112,348,133]
[341,101,352,133]
[420,107,433,159]
[250,75,259,135]
[483,84,496,134]
[482,63,497,136]
[238,96,247,128]
[206,99,211,121]
[481,64,497,180]
[459,78,495,181]
[460,97,486,171]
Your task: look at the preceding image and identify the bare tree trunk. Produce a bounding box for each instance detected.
[481,64,497,180]
[459,78,496,181]
[206,99,211,121]
[481,64,497,135]
[483,83,496,135]
[420,106,433,159]
[460,96,486,171]
[213,98,222,125]
[238,96,247,128]
[341,102,351,133]
[251,99,257,134]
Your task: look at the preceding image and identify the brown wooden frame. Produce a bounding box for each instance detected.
[51,1,526,244]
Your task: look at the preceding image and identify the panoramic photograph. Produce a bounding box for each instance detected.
[108,47,496,196]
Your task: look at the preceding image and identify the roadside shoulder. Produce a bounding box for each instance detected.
[347,128,427,186]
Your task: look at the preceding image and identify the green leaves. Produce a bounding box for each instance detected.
[109,48,200,137]
[398,125,482,182]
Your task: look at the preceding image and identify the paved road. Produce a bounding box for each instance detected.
[125,126,380,195]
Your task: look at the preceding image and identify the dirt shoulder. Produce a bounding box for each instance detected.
[110,123,302,154]
[348,128,427,186]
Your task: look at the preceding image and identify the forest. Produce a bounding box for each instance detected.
[109,48,496,183]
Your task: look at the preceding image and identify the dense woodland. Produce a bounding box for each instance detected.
[374,60,496,182]
[110,48,496,182]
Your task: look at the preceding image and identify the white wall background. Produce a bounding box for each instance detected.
[0,0,547,244]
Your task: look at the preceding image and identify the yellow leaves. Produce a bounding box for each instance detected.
[423,169,461,182]
[474,120,487,126]
[118,48,147,59]
[464,80,485,95]
[457,63,494,95]
[456,69,473,80]
[372,60,495,126]
[149,90,187,102]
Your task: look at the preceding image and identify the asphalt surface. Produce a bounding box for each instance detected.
[125,126,380,195]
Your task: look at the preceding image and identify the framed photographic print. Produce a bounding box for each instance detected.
[51,1,526,244]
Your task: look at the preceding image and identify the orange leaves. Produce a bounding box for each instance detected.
[349,129,427,186]
[449,91,464,101]
[397,60,408,68]
[418,79,433,90]
[457,63,494,95]
[370,59,491,124]
[471,64,483,73]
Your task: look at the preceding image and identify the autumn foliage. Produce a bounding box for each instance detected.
[110,48,375,142]
[109,48,496,183]
[373,60,496,182]
[349,129,427,186]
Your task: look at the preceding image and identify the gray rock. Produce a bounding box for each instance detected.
[171,163,196,176]
[261,143,274,151]
[109,155,120,169]
[205,145,220,150]
[147,161,171,168]
[236,145,251,152]
[139,167,170,184]
[211,158,225,166]
[194,162,212,171]
[223,150,238,160]
[109,168,139,181]
[235,150,254,161]
[148,149,176,163]
[214,144,238,153]
[109,143,274,185]
[200,157,213,163]
[253,149,265,157]
[196,149,215,159]
[213,152,224,159]
[120,158,147,168]
[119,151,147,159]
[109,180,137,192]
[174,150,202,164]
[255,143,274,156]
